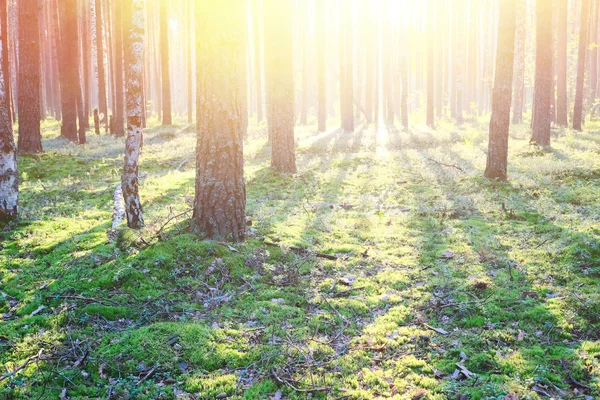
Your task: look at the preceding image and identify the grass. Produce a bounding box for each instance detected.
[1,114,600,399]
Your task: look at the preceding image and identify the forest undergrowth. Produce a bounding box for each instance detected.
[1,116,600,399]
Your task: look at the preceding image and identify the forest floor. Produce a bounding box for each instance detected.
[1,116,600,399]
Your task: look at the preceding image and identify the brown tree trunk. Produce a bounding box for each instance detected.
[81,0,91,129]
[58,0,81,143]
[512,0,526,124]
[0,0,10,125]
[113,0,125,136]
[253,0,263,123]
[531,0,554,144]
[17,0,43,154]
[159,0,172,125]
[193,0,246,242]
[122,0,145,229]
[339,1,354,132]
[316,0,326,132]
[573,0,591,131]
[426,0,435,128]
[95,0,108,133]
[556,0,568,126]
[265,0,296,173]
[0,3,17,222]
[485,0,517,180]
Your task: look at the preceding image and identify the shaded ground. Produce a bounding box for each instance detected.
[1,116,600,399]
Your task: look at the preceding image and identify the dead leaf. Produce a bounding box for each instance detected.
[456,362,475,379]
[424,324,448,335]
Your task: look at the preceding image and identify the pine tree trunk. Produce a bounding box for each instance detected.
[589,0,598,109]
[95,0,108,133]
[159,0,172,125]
[122,0,145,229]
[192,0,246,242]
[556,0,568,126]
[316,0,326,132]
[0,11,17,222]
[512,0,526,124]
[531,0,554,144]
[253,0,263,123]
[485,0,517,180]
[17,0,42,154]
[113,0,125,136]
[264,0,296,173]
[454,0,464,125]
[81,0,91,129]
[573,0,591,130]
[0,0,10,125]
[58,0,80,143]
[426,0,435,128]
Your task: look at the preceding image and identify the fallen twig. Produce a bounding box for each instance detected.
[156,208,193,239]
[0,349,44,383]
[332,286,366,298]
[270,368,331,393]
[427,158,465,173]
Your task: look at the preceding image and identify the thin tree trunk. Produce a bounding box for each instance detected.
[512,0,526,124]
[95,0,107,133]
[253,0,263,123]
[17,0,43,154]
[0,2,17,222]
[0,0,10,125]
[192,0,246,242]
[58,0,80,143]
[485,0,517,180]
[531,0,554,144]
[113,0,125,136]
[316,0,326,132]
[122,0,144,229]
[159,0,171,125]
[426,0,435,128]
[264,0,296,173]
[573,0,590,131]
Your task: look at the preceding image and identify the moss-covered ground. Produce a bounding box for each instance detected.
[1,115,600,399]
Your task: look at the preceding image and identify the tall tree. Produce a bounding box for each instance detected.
[58,0,83,143]
[114,0,125,136]
[339,0,354,132]
[81,0,91,129]
[573,0,591,131]
[556,0,568,126]
[512,0,526,124]
[122,0,145,229]
[252,0,263,123]
[316,0,326,132]
[193,0,246,241]
[485,0,517,180]
[0,5,17,222]
[95,0,108,134]
[0,0,10,125]
[17,0,43,154]
[264,0,296,172]
[426,0,435,128]
[531,0,553,145]
[159,0,172,125]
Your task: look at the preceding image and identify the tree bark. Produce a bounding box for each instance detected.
[316,0,326,132]
[426,0,435,128]
[0,13,17,222]
[264,0,296,173]
[512,0,526,124]
[113,0,125,136]
[192,0,246,242]
[58,0,81,143]
[95,0,108,134]
[0,0,10,125]
[339,1,354,132]
[81,0,91,129]
[531,0,553,144]
[573,0,591,131]
[17,0,43,154]
[122,0,145,229]
[485,0,517,181]
[159,0,172,125]
[556,0,568,126]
